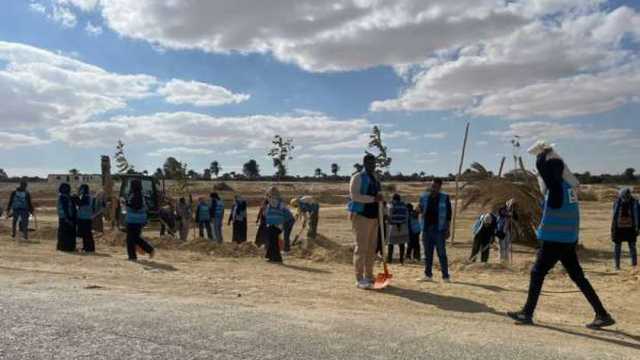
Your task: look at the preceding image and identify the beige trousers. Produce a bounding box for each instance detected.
[352,214,379,281]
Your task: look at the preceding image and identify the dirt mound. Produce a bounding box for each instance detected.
[290,234,353,264]
[213,182,235,192]
[178,239,261,257]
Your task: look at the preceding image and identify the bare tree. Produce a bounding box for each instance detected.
[268,135,295,178]
[366,126,392,173]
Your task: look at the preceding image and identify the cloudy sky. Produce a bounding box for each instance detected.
[1,0,639,177]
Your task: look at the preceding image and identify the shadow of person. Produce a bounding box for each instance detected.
[381,285,499,315]
[78,252,112,258]
[282,263,331,274]
[136,259,178,272]
[537,324,640,351]
[453,281,527,294]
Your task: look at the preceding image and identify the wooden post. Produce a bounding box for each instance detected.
[451,122,470,244]
[498,156,506,177]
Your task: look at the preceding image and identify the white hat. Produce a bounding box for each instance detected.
[527,140,554,155]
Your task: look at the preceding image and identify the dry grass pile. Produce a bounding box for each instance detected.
[461,178,542,246]
[291,234,353,264]
[578,189,599,202]
[596,188,619,202]
[212,182,235,192]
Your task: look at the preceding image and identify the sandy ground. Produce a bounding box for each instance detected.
[0,182,639,359]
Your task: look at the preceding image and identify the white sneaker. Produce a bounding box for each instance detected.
[418,276,433,282]
[357,280,369,289]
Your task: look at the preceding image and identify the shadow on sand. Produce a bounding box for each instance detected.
[137,259,178,272]
[381,285,500,315]
[282,264,331,274]
[537,324,640,352]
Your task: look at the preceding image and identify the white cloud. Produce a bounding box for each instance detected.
[148,147,214,157]
[29,3,47,14]
[371,6,640,119]
[299,153,363,160]
[57,0,100,12]
[158,79,250,107]
[50,112,371,149]
[0,132,48,149]
[51,4,77,28]
[97,0,534,72]
[85,21,103,36]
[423,132,448,139]
[476,140,489,146]
[0,41,157,129]
[484,122,633,143]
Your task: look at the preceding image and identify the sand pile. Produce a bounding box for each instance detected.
[290,234,353,264]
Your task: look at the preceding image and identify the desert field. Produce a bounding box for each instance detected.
[1,180,639,358]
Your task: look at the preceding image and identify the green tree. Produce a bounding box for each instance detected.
[243,159,260,178]
[0,168,8,180]
[163,157,183,179]
[69,168,79,176]
[314,168,325,178]
[624,168,636,181]
[366,126,391,173]
[330,163,340,177]
[268,135,294,178]
[153,168,164,180]
[115,140,134,174]
[202,168,212,180]
[210,161,221,178]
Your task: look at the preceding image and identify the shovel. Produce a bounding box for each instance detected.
[374,202,392,290]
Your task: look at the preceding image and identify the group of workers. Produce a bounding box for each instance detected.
[4,138,637,330]
[348,142,618,329]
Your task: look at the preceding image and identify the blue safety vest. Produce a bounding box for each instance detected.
[77,195,93,220]
[212,200,224,219]
[196,203,210,222]
[126,194,148,225]
[300,201,319,214]
[537,181,580,243]
[12,191,28,210]
[409,216,422,234]
[265,200,286,226]
[348,171,379,214]
[419,192,449,232]
[389,201,409,225]
[57,194,74,220]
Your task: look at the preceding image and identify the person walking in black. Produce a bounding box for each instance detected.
[611,188,638,270]
[228,195,248,243]
[125,179,155,261]
[508,141,614,329]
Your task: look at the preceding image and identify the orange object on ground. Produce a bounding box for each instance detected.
[374,201,392,290]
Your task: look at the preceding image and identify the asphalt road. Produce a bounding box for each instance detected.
[1,278,638,360]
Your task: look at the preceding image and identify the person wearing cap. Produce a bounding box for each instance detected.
[508,141,614,329]
[228,194,248,243]
[418,178,452,282]
[348,154,383,290]
[290,195,320,247]
[470,212,497,263]
[6,181,34,240]
[611,188,638,270]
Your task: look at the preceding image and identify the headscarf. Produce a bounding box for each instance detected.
[528,140,579,193]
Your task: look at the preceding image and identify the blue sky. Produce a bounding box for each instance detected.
[1,0,639,177]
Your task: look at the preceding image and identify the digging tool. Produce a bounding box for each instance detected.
[374,201,392,290]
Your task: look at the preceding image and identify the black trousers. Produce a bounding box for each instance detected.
[77,219,95,252]
[523,242,608,317]
[470,235,491,262]
[265,226,282,263]
[406,232,421,260]
[126,223,154,260]
[387,244,405,264]
[57,219,76,252]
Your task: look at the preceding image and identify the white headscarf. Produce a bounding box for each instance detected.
[527,140,579,194]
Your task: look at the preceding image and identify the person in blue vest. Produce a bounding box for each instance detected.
[348,154,383,290]
[611,188,638,270]
[264,186,286,263]
[290,196,320,245]
[406,203,421,262]
[195,197,213,240]
[228,195,248,243]
[210,193,225,243]
[418,178,452,282]
[75,184,95,253]
[56,183,77,252]
[6,181,34,240]
[125,179,154,261]
[282,206,296,254]
[469,212,497,263]
[508,141,614,329]
[387,193,410,265]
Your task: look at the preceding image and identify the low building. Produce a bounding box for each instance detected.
[47,174,102,186]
